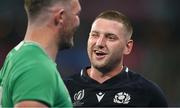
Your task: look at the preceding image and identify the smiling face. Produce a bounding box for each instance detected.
[87,18,133,73]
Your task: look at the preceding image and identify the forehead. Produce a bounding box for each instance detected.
[53,0,80,11]
[91,18,124,35]
[71,0,81,11]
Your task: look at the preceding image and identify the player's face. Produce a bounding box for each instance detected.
[59,0,81,50]
[87,18,129,73]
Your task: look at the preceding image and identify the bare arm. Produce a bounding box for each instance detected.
[15,101,49,108]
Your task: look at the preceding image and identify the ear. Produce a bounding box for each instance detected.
[54,9,65,26]
[123,39,133,55]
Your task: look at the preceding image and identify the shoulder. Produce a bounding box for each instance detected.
[128,70,160,90]
[64,72,81,84]
[128,70,163,93]
[9,42,53,68]
[5,42,44,63]
[128,70,168,106]
[63,69,90,89]
[8,42,57,82]
[14,42,47,60]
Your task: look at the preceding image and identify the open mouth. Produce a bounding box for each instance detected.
[95,51,106,56]
[94,50,107,59]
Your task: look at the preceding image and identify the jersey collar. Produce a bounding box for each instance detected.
[80,66,130,86]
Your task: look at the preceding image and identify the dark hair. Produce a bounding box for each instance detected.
[95,10,133,39]
[24,0,70,19]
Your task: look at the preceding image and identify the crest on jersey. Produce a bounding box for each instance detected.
[113,92,131,104]
[73,89,84,106]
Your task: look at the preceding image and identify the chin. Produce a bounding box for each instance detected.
[92,62,112,73]
[93,63,106,70]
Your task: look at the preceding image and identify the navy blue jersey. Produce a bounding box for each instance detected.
[64,66,168,107]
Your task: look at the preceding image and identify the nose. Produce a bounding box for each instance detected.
[96,35,106,48]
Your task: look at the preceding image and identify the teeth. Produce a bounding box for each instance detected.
[95,50,103,53]
[95,51,105,55]
[95,51,102,54]
[95,51,100,53]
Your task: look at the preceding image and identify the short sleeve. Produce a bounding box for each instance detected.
[148,82,168,107]
[11,62,57,107]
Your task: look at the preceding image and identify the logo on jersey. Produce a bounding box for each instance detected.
[73,89,84,106]
[96,92,105,102]
[113,92,131,104]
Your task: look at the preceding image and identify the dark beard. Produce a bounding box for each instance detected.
[58,25,77,51]
[58,38,73,51]
[93,65,113,74]
[92,59,122,74]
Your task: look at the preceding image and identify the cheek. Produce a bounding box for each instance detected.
[87,45,91,59]
[109,44,124,55]
[87,38,95,48]
[109,48,124,62]
[87,41,91,51]
[87,40,94,54]
[72,16,80,27]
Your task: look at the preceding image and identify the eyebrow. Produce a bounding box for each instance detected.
[105,33,116,36]
[90,31,98,33]
[91,31,116,36]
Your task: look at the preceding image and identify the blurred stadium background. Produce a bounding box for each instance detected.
[0,0,180,106]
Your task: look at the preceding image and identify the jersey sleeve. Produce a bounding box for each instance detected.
[11,62,57,107]
[148,82,168,107]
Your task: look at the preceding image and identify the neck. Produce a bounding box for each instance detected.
[24,24,58,61]
[87,65,123,84]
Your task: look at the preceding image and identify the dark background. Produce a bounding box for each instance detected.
[0,0,180,106]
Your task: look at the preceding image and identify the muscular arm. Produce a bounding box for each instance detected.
[15,101,48,108]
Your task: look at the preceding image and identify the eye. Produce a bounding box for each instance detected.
[108,36,115,40]
[89,32,99,38]
[106,34,117,41]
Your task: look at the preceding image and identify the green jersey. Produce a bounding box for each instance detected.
[0,41,72,107]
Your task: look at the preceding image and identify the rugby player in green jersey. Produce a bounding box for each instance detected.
[0,0,81,107]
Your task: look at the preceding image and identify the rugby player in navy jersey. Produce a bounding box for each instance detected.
[64,10,168,107]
